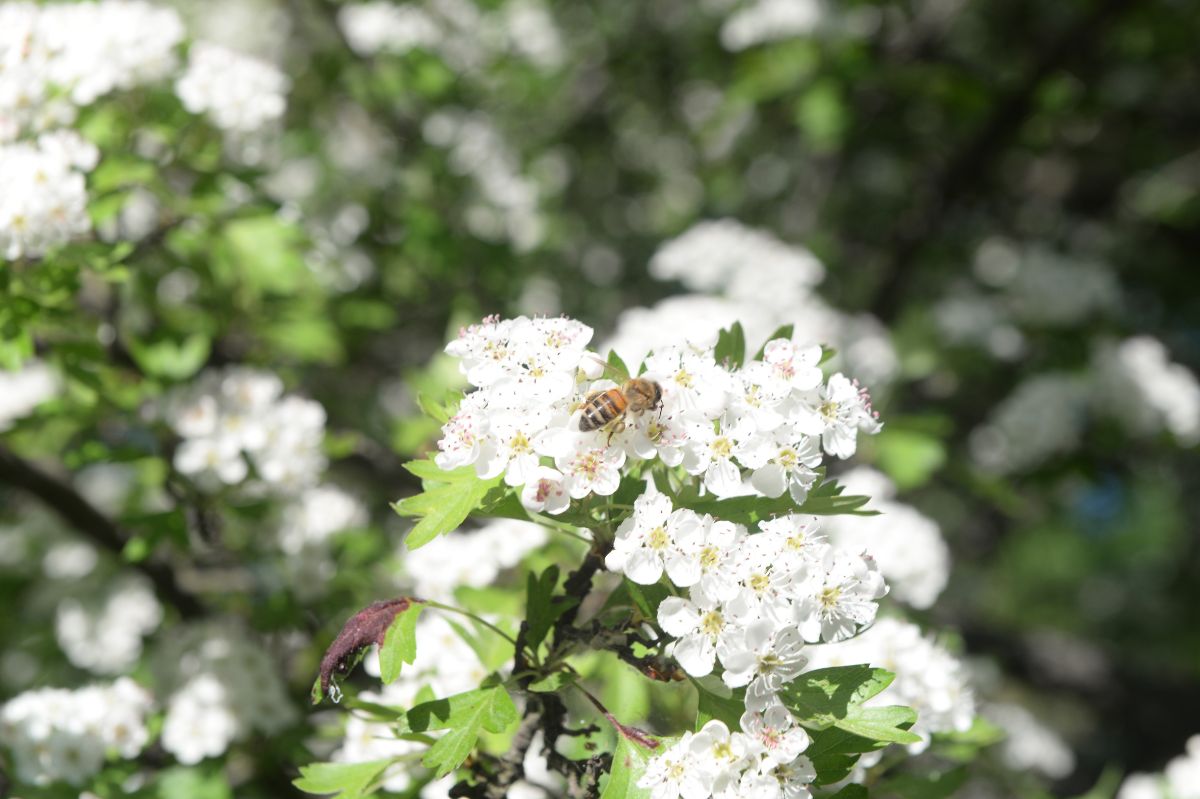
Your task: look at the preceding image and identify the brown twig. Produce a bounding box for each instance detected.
[0,446,204,619]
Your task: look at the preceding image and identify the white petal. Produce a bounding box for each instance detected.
[658,597,699,636]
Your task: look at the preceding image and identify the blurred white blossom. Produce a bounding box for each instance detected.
[55,575,163,675]
[0,678,153,786]
[0,360,60,430]
[175,42,289,134]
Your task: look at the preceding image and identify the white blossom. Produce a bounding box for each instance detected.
[175,42,289,133]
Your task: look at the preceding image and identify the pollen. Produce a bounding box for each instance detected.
[674,368,694,388]
[711,436,733,458]
[819,586,841,609]
[700,610,724,636]
[699,545,720,568]
[647,525,669,550]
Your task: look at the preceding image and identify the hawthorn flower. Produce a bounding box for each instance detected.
[659,588,734,677]
[638,731,713,799]
[551,433,626,498]
[748,754,817,799]
[740,704,812,767]
[762,340,823,393]
[718,620,808,710]
[738,432,822,503]
[519,466,570,514]
[477,409,551,486]
[682,418,750,497]
[688,720,758,795]
[728,364,791,433]
[795,548,887,643]
[667,517,745,601]
[798,373,881,459]
[435,402,490,471]
[645,345,730,419]
[755,515,826,572]
[605,493,703,585]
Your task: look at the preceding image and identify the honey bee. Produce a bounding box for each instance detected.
[578,376,664,437]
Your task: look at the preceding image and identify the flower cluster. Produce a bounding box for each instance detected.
[1118,734,1200,799]
[0,678,153,786]
[806,617,975,750]
[640,719,815,799]
[155,622,295,765]
[165,367,327,493]
[175,42,290,134]
[0,131,98,259]
[0,1,183,142]
[436,315,881,513]
[55,574,163,675]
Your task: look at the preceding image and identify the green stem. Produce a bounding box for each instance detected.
[425,600,519,647]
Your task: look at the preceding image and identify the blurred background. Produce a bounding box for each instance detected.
[2,0,1199,797]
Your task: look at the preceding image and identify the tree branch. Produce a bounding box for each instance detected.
[0,447,204,619]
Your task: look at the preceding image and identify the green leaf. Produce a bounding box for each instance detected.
[293,759,392,799]
[780,666,919,744]
[878,768,968,799]
[528,671,577,693]
[694,680,746,731]
[834,706,921,744]
[753,324,795,360]
[217,215,310,294]
[606,349,631,378]
[378,602,425,684]
[686,479,876,523]
[600,734,659,799]
[714,322,747,368]
[392,471,500,549]
[416,393,453,424]
[157,766,233,799]
[525,566,577,651]
[126,334,211,380]
[780,665,895,726]
[625,580,670,622]
[409,686,519,778]
[807,726,889,785]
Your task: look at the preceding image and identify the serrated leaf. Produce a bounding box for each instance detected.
[715,322,747,368]
[378,602,424,684]
[392,472,499,549]
[600,734,659,799]
[686,482,876,523]
[410,686,518,778]
[293,759,392,799]
[780,665,894,725]
[416,393,453,424]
